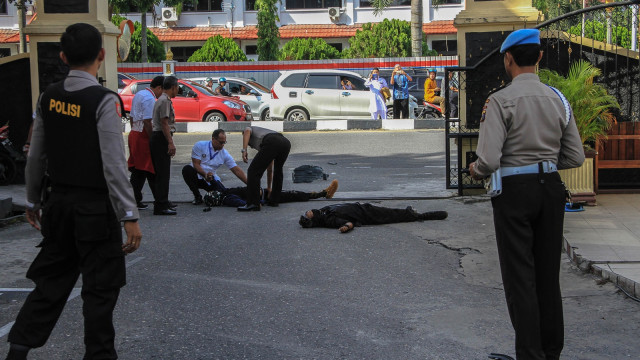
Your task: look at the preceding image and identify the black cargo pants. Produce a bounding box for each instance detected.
[246,133,291,206]
[8,189,126,360]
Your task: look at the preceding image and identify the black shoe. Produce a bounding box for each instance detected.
[137,202,149,210]
[6,347,29,360]
[169,202,178,210]
[192,196,203,205]
[154,208,177,215]
[421,211,448,220]
[237,204,260,212]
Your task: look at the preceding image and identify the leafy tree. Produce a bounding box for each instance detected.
[188,35,248,62]
[344,19,437,58]
[532,0,600,20]
[109,1,195,62]
[129,21,166,63]
[256,0,281,61]
[369,0,449,56]
[278,38,342,60]
[569,19,632,48]
[111,16,165,63]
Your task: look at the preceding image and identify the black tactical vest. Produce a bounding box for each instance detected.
[40,80,122,190]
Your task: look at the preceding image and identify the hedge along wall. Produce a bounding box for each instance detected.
[117,56,459,89]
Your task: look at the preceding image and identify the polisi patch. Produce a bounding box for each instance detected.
[49,99,81,118]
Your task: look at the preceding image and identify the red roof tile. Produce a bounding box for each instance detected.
[151,21,456,42]
[0,29,20,44]
[423,20,456,35]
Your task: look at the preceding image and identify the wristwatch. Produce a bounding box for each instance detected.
[241,148,247,153]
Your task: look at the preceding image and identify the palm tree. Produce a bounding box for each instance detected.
[539,60,619,148]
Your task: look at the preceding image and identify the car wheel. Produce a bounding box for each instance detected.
[286,109,308,121]
[260,109,271,121]
[203,111,226,122]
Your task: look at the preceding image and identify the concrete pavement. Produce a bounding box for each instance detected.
[3,184,640,303]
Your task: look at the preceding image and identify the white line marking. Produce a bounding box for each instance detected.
[0,288,36,292]
[0,257,144,339]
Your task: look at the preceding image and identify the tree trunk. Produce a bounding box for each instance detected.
[411,0,423,57]
[17,0,27,53]
[141,11,148,62]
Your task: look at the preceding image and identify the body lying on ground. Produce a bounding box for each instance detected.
[299,202,448,233]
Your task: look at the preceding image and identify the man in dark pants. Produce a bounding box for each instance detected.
[469,29,584,360]
[181,129,247,205]
[390,64,412,119]
[298,202,447,233]
[150,76,179,215]
[238,126,291,211]
[5,23,142,360]
[127,75,164,209]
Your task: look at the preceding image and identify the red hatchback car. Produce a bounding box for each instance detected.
[120,79,253,122]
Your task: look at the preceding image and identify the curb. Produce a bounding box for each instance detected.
[563,237,640,299]
[124,119,446,133]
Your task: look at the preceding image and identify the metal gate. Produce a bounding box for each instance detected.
[445,0,640,195]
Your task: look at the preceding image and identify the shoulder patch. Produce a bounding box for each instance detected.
[115,101,122,117]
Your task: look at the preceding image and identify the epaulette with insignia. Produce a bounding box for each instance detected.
[486,82,511,97]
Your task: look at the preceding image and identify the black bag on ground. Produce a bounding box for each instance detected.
[292,165,328,183]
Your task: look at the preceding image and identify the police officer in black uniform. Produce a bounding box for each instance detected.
[5,23,142,360]
[470,29,584,360]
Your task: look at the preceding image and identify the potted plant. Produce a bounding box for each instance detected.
[538,60,620,205]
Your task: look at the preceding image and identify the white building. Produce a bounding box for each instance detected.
[0,0,464,60]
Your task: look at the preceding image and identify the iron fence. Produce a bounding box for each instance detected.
[445,1,640,195]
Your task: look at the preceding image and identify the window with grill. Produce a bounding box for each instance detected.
[286,0,341,10]
[183,0,223,11]
[0,0,7,14]
[245,45,258,55]
[246,0,257,11]
[431,40,458,56]
[171,46,201,62]
[359,0,409,7]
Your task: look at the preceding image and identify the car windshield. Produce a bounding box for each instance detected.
[247,81,270,93]
[184,80,217,96]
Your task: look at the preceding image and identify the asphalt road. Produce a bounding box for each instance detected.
[1,131,639,359]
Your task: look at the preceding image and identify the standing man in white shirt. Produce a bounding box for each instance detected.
[127,76,164,210]
[182,129,247,205]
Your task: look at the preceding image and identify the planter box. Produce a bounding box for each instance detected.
[559,151,596,206]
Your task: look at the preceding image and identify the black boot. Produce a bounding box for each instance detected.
[421,211,448,220]
[6,344,29,360]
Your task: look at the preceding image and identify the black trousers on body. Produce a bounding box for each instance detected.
[129,169,155,204]
[149,131,171,210]
[393,98,409,119]
[181,165,225,197]
[8,189,126,360]
[246,133,291,206]
[491,172,566,360]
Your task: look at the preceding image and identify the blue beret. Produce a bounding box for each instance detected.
[500,29,540,53]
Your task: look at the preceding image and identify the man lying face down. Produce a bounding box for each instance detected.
[299,202,448,233]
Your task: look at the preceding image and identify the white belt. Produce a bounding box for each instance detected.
[501,161,557,178]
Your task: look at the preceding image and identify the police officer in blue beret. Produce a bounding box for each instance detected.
[470,29,585,360]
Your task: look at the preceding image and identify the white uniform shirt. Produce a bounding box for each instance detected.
[130,87,156,132]
[190,140,238,181]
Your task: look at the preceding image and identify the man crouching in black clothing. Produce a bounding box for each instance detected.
[299,203,447,233]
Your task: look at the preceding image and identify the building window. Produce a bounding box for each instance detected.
[0,48,10,57]
[184,0,223,12]
[442,0,461,3]
[431,40,457,56]
[328,43,342,51]
[0,0,7,14]
[359,0,409,7]
[286,0,341,10]
[171,46,201,62]
[246,0,257,10]
[245,45,258,55]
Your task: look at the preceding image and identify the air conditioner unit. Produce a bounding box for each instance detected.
[328,7,341,21]
[161,7,178,22]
